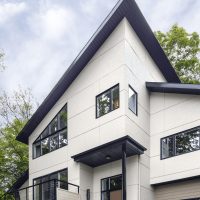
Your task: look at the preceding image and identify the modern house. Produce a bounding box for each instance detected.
[6,0,200,200]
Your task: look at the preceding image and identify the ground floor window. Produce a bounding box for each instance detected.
[33,168,68,200]
[101,175,122,200]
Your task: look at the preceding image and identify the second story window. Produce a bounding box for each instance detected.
[128,85,137,115]
[33,104,68,159]
[96,84,119,118]
[161,126,200,159]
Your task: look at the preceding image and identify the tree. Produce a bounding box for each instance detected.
[155,24,200,83]
[0,88,37,195]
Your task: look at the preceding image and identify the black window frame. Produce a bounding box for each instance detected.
[33,168,68,200]
[128,85,138,116]
[32,104,68,159]
[101,174,122,200]
[96,84,120,118]
[161,126,200,160]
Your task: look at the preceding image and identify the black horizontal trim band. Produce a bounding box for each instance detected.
[146,82,200,95]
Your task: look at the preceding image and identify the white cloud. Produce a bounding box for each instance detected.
[0,2,27,25]
[0,0,200,104]
[29,6,76,41]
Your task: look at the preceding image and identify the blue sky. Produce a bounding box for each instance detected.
[0,0,199,103]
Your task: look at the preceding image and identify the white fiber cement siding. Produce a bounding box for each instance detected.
[150,93,200,185]
[28,18,167,200]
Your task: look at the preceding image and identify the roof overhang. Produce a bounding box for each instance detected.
[17,0,180,144]
[146,82,200,95]
[71,136,146,168]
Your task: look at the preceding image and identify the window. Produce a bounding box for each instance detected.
[128,85,137,115]
[96,84,119,118]
[33,104,68,159]
[161,127,200,159]
[101,175,122,200]
[33,168,68,200]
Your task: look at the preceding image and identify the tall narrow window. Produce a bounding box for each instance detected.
[96,84,119,118]
[128,85,137,115]
[33,104,68,159]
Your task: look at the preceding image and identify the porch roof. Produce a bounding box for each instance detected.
[71,136,146,168]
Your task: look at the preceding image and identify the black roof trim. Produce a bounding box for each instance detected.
[146,82,200,95]
[8,169,29,193]
[17,0,180,144]
[72,135,146,167]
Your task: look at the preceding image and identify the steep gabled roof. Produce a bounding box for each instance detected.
[17,0,180,144]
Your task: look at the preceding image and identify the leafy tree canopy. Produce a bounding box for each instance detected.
[0,88,37,195]
[155,24,200,83]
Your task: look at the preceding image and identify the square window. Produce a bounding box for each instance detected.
[96,85,119,118]
[128,86,137,115]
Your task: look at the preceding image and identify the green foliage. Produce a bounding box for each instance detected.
[155,24,200,83]
[0,88,37,195]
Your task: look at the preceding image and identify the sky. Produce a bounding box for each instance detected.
[0,0,200,104]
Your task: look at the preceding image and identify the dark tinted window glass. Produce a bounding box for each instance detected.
[41,128,49,139]
[102,192,109,200]
[101,178,109,191]
[50,134,59,151]
[161,127,200,159]
[128,86,137,114]
[97,90,111,117]
[162,136,174,159]
[59,129,67,148]
[34,142,41,158]
[176,130,200,155]
[97,85,119,118]
[59,169,68,189]
[33,104,68,159]
[111,86,119,110]
[59,106,67,129]
[41,138,50,155]
[110,176,122,191]
[50,117,58,134]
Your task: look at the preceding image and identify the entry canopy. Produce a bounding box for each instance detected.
[71,136,146,168]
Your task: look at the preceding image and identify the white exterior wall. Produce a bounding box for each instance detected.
[150,93,200,184]
[27,17,169,200]
[28,18,127,200]
[123,19,165,200]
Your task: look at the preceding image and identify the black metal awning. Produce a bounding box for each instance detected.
[71,136,146,168]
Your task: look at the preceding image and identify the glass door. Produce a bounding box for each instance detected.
[101,175,122,200]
